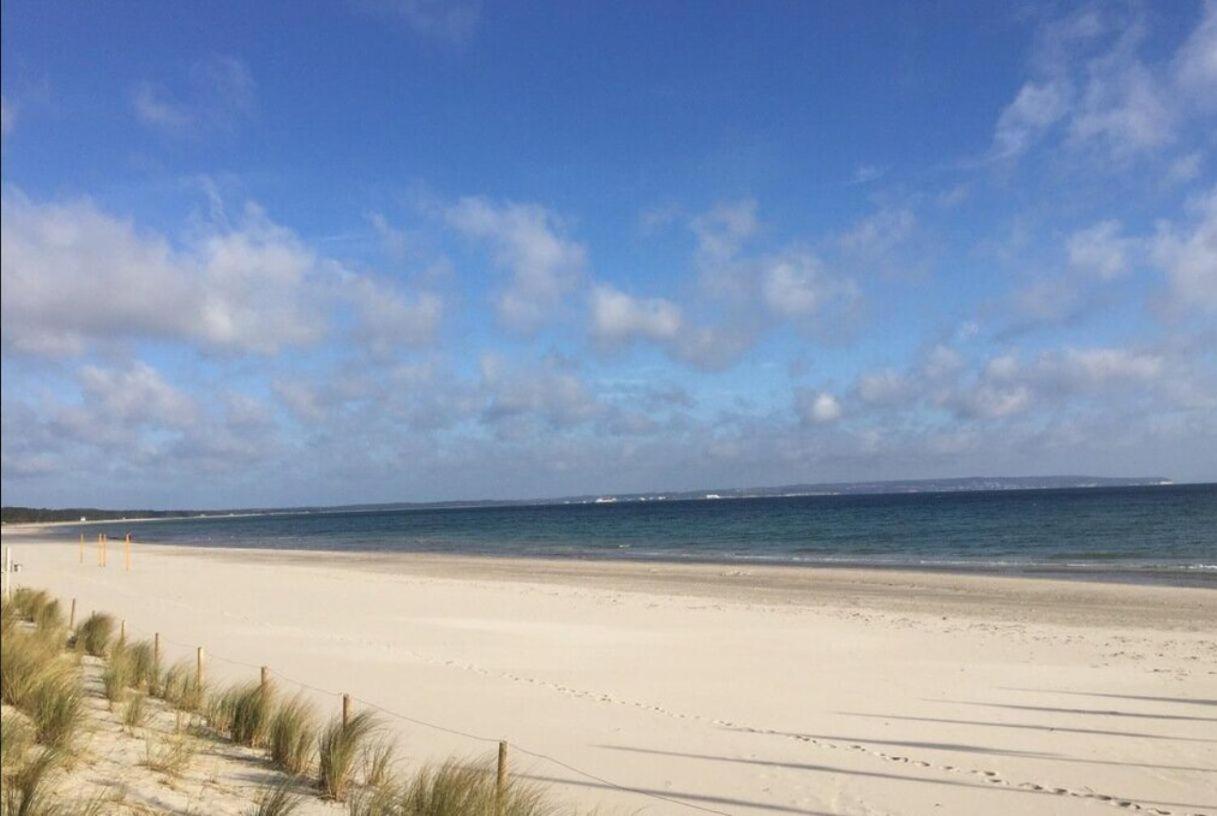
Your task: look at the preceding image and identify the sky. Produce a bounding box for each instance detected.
[1,1,1215,509]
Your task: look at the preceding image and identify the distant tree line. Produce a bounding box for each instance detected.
[1,507,208,524]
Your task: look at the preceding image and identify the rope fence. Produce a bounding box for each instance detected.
[43,571,735,816]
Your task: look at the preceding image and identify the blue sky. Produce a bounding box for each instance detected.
[2,1,1215,508]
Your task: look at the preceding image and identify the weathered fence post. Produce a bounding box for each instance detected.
[70,598,77,629]
[120,619,126,641]
[496,741,508,814]
[342,693,351,728]
[260,665,269,691]
[197,646,205,688]
[124,534,131,572]
[154,632,160,666]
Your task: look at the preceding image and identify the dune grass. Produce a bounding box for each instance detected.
[73,613,114,658]
[206,680,276,746]
[1,625,64,708]
[348,761,557,816]
[27,669,84,750]
[362,739,396,789]
[1,625,85,750]
[117,640,159,691]
[232,681,275,747]
[157,659,205,713]
[247,782,305,816]
[122,692,148,730]
[1,711,34,805]
[101,649,132,706]
[143,732,198,778]
[318,711,380,801]
[269,694,319,776]
[10,589,66,633]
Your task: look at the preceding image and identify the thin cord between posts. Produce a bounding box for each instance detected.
[115,621,735,815]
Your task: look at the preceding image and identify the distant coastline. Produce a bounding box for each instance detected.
[0,474,1174,524]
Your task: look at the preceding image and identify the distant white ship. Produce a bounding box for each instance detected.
[594,496,617,504]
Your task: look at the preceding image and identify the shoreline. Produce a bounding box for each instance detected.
[6,538,1216,815]
[8,522,1216,590]
[15,537,1217,631]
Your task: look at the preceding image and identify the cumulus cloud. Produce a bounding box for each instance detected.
[76,362,198,429]
[799,391,842,424]
[1152,185,1217,314]
[1,190,443,359]
[132,55,255,134]
[447,197,586,332]
[762,251,859,318]
[590,285,682,344]
[343,272,443,357]
[0,193,326,356]
[587,201,863,369]
[1066,220,1132,280]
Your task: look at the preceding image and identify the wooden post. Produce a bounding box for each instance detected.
[196,647,205,687]
[496,740,508,813]
[120,619,126,641]
[97,534,102,566]
[124,534,131,572]
[260,666,269,691]
[69,598,77,629]
[79,535,84,564]
[342,694,351,728]
[103,534,108,567]
[154,633,160,666]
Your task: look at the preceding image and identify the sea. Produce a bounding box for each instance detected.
[41,484,1217,587]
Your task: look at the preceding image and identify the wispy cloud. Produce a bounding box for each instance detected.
[132,54,255,135]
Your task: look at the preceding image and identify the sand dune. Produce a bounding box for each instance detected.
[4,537,1215,816]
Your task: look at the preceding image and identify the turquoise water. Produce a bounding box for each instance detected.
[48,484,1217,586]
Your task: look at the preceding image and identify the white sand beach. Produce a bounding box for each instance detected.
[4,536,1215,816]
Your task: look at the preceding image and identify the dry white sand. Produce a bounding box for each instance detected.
[4,536,1215,816]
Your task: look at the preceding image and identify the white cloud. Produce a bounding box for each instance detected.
[692,199,759,276]
[0,191,446,358]
[77,362,198,429]
[992,4,1217,163]
[358,0,481,44]
[1067,220,1131,280]
[762,252,857,318]
[800,392,842,424]
[344,273,443,357]
[1069,54,1172,157]
[854,369,911,406]
[590,285,682,344]
[480,355,604,432]
[1152,186,1217,314]
[1174,0,1217,103]
[447,197,585,332]
[992,81,1070,158]
[132,55,255,134]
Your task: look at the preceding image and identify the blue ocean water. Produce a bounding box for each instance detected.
[50,484,1217,586]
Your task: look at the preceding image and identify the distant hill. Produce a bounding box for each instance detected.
[0,475,1175,524]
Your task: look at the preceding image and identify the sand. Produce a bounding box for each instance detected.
[3,535,1215,816]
